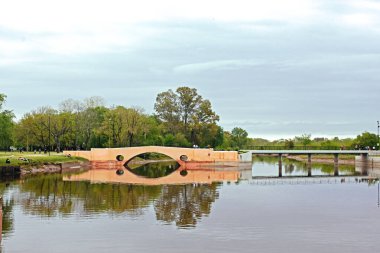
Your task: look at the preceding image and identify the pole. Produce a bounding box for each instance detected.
[48,115,51,156]
[377,121,379,150]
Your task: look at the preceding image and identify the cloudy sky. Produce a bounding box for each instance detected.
[1,0,379,139]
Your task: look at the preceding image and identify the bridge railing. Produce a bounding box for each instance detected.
[246,146,343,151]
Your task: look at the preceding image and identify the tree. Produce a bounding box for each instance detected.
[295,134,311,148]
[59,97,105,149]
[101,106,147,147]
[231,127,248,149]
[15,109,49,149]
[0,94,14,150]
[354,132,378,149]
[284,139,295,149]
[154,87,220,146]
[154,89,180,134]
[176,87,202,131]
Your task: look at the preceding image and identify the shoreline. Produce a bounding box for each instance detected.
[0,161,91,177]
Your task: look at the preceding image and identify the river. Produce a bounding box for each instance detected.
[1,157,379,252]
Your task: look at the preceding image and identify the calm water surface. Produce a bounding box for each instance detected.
[1,157,379,253]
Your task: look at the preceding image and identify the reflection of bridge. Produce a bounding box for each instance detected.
[64,146,252,167]
[63,168,244,185]
[245,150,380,177]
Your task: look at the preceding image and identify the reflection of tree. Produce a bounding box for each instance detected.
[284,164,295,174]
[0,182,15,238]
[1,198,15,238]
[127,161,179,178]
[255,156,355,175]
[154,183,220,228]
[19,174,162,217]
[2,175,222,230]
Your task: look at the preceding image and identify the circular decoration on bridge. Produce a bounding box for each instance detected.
[180,155,188,161]
[116,169,124,175]
[180,170,188,177]
[116,155,124,161]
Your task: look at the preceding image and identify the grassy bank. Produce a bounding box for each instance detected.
[0,152,87,167]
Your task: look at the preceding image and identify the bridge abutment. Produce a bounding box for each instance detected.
[355,154,369,176]
[334,154,339,176]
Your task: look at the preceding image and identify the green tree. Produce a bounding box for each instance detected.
[354,132,378,149]
[284,139,295,149]
[15,110,48,149]
[102,106,148,147]
[0,94,14,150]
[176,87,202,131]
[295,134,311,148]
[154,87,219,146]
[231,127,248,149]
[154,89,181,134]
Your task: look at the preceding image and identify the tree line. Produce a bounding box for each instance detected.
[0,87,250,152]
[0,87,378,151]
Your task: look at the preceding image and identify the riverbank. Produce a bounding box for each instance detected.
[0,152,89,176]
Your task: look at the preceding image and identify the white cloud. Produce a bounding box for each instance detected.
[0,0,317,31]
[341,13,377,27]
[173,59,266,73]
[1,0,380,138]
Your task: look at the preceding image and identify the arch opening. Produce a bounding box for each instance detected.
[180,155,188,161]
[180,170,188,177]
[116,155,125,161]
[116,169,124,175]
[125,152,180,178]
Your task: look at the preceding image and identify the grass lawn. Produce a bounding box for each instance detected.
[0,152,88,166]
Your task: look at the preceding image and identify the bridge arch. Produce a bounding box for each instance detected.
[123,152,180,167]
[110,146,189,166]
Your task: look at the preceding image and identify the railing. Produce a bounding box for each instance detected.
[246,146,343,150]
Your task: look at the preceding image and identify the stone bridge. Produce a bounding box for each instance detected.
[64,146,251,166]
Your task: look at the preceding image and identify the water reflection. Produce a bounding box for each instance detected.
[1,159,380,253]
[253,156,357,177]
[126,161,180,178]
[0,166,236,230]
[155,184,219,228]
[1,197,14,238]
[64,167,241,185]
[19,174,161,217]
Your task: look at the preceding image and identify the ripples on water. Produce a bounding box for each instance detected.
[1,157,379,253]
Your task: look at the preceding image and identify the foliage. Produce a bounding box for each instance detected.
[154,87,219,146]
[0,94,15,149]
[295,134,312,148]
[4,90,379,152]
[284,139,295,149]
[353,132,378,149]
[231,127,248,149]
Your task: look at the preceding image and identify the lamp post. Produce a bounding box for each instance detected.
[377,121,379,150]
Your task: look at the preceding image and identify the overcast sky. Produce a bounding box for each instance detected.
[1,0,379,139]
